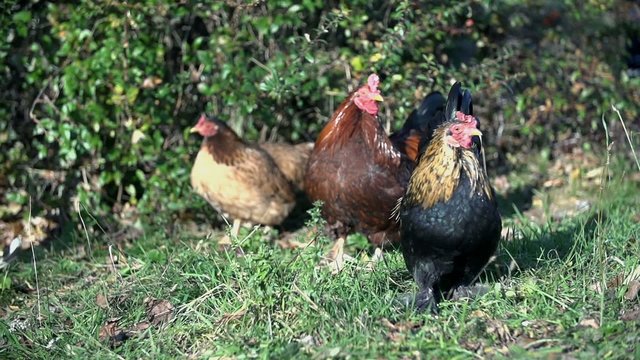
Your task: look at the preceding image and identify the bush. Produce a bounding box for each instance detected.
[1,0,638,233]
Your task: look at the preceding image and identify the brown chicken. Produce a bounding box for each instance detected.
[304,74,439,248]
[190,115,298,242]
[259,142,314,191]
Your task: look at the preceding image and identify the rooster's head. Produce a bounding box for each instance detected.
[353,74,384,116]
[444,116,482,149]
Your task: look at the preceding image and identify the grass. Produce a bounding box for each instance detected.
[1,156,639,359]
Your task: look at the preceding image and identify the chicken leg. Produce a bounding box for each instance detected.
[397,259,440,313]
[321,237,351,274]
[218,219,242,250]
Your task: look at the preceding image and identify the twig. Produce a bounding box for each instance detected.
[108,244,124,282]
[28,197,42,325]
[75,199,93,257]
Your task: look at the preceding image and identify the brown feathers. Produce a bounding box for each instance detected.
[260,142,314,191]
[304,81,410,246]
[191,116,311,226]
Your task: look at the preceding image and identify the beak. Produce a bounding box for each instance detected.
[189,126,199,133]
[467,128,483,137]
[373,94,384,102]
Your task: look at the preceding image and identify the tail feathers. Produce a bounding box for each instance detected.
[0,236,22,269]
[405,91,447,134]
[461,89,473,116]
[445,82,463,122]
[391,91,446,161]
[445,82,483,153]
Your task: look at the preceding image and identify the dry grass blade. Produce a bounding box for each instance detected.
[612,105,640,172]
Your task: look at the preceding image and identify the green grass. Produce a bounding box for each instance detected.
[1,160,639,359]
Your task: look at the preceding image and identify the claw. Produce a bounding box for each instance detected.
[449,283,490,301]
[395,288,439,314]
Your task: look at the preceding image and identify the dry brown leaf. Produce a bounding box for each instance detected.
[129,321,150,333]
[579,318,600,329]
[620,306,640,322]
[218,308,248,326]
[487,318,513,343]
[381,318,420,343]
[381,318,398,331]
[145,298,175,326]
[607,273,625,289]
[96,294,109,309]
[624,280,640,300]
[98,318,120,340]
[98,317,132,347]
[543,178,564,188]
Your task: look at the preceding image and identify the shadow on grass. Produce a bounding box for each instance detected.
[483,213,601,283]
[495,184,537,219]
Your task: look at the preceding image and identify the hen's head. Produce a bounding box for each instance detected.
[190,114,223,137]
[444,116,482,149]
[353,74,384,115]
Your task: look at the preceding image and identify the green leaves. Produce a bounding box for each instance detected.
[1,0,638,225]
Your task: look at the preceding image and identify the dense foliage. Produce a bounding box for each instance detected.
[1,0,638,231]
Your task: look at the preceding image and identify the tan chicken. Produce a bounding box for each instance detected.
[190,115,297,244]
[259,142,314,191]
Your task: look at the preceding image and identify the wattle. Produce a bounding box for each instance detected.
[354,97,378,116]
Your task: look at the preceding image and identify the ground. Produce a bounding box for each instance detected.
[0,151,639,359]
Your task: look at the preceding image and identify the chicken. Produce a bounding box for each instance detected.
[190,115,297,243]
[304,74,439,248]
[259,142,314,191]
[396,83,502,312]
[390,91,446,161]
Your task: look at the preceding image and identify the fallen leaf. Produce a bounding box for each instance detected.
[145,298,175,326]
[98,317,131,348]
[620,306,640,321]
[96,294,109,309]
[98,318,120,340]
[607,273,625,289]
[579,318,599,329]
[543,178,564,188]
[624,280,640,300]
[129,321,150,333]
[218,308,248,326]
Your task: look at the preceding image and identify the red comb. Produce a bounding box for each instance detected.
[455,111,476,124]
[367,74,380,91]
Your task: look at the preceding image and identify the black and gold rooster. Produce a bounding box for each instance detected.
[396,83,502,311]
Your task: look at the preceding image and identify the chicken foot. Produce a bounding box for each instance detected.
[218,219,245,255]
[320,237,353,274]
[396,259,441,313]
[449,283,490,301]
